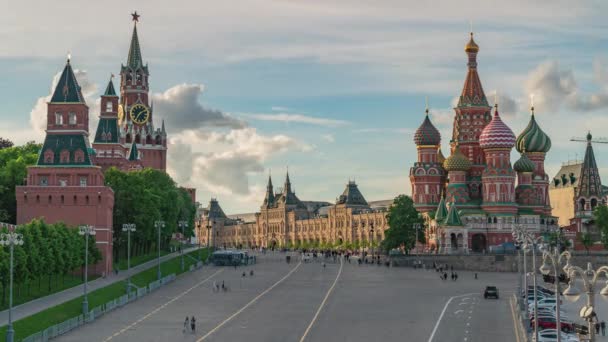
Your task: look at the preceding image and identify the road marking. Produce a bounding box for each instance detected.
[509,295,522,342]
[197,261,302,341]
[454,310,464,315]
[299,257,344,342]
[427,293,475,342]
[103,268,223,341]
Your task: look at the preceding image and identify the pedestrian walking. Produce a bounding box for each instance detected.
[212,280,218,292]
[601,320,606,336]
[222,280,225,290]
[183,317,190,333]
[191,316,196,333]
[250,270,254,276]
[474,273,478,279]
[455,273,458,281]
[596,322,601,335]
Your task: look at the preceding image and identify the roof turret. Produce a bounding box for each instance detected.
[414,107,441,146]
[444,202,463,226]
[443,143,472,172]
[479,104,515,149]
[50,58,85,103]
[103,76,117,96]
[435,195,448,222]
[515,106,551,153]
[513,152,535,173]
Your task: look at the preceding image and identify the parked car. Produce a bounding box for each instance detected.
[530,316,574,333]
[532,329,579,342]
[484,286,499,299]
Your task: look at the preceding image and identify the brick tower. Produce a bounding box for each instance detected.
[16,57,115,275]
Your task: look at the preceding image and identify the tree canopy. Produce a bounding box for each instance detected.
[104,167,197,263]
[0,141,41,223]
[382,195,424,253]
[0,137,14,150]
[594,205,608,249]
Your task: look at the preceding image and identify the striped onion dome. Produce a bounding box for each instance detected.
[479,105,515,149]
[443,145,472,172]
[414,110,441,146]
[513,153,535,173]
[515,110,551,153]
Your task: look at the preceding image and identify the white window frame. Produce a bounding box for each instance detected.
[68,112,77,125]
[55,113,63,125]
[79,177,87,187]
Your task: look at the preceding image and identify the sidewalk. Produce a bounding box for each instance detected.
[0,246,202,326]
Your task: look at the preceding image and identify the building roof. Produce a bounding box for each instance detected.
[94,118,119,143]
[336,181,369,206]
[104,77,117,96]
[127,23,144,69]
[479,105,515,149]
[551,162,581,189]
[435,196,448,222]
[515,109,551,153]
[37,134,93,166]
[413,111,441,146]
[513,153,535,173]
[577,132,603,198]
[443,144,472,172]
[50,59,85,103]
[206,199,228,219]
[444,202,463,226]
[262,174,275,208]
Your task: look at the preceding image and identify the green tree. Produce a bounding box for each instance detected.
[579,232,594,255]
[382,195,424,253]
[0,141,40,223]
[0,137,13,149]
[594,205,608,249]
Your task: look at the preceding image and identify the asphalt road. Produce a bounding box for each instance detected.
[56,253,519,342]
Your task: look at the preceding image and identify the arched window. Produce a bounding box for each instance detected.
[579,198,586,211]
[106,101,113,112]
[591,198,598,209]
[74,149,84,163]
[44,149,54,164]
[60,149,70,163]
[493,217,497,224]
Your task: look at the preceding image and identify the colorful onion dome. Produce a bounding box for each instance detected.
[479,105,515,149]
[513,153,535,173]
[465,32,479,53]
[437,147,446,164]
[515,108,551,153]
[414,109,441,146]
[443,144,472,172]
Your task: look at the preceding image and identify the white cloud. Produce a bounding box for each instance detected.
[321,134,335,143]
[152,84,245,131]
[244,113,349,127]
[271,106,289,112]
[29,68,99,140]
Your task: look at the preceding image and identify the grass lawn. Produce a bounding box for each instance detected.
[0,248,209,341]
[0,274,99,312]
[115,250,170,270]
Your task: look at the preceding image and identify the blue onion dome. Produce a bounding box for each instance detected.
[443,144,472,172]
[414,109,441,146]
[513,153,535,173]
[515,108,551,153]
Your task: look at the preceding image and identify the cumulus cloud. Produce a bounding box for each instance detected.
[245,113,349,127]
[321,134,335,143]
[168,128,311,196]
[152,84,246,131]
[29,68,99,139]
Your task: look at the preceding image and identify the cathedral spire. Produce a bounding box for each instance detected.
[127,12,144,69]
[104,75,117,96]
[51,58,85,103]
[577,131,603,198]
[458,31,488,108]
[284,168,292,194]
[262,171,275,208]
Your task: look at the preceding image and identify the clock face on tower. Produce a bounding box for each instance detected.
[129,104,150,125]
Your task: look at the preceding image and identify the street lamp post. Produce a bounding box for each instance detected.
[512,224,544,341]
[370,222,375,261]
[196,221,202,262]
[122,223,136,294]
[178,220,188,271]
[539,246,568,342]
[79,225,96,316]
[154,220,165,281]
[413,223,422,256]
[561,257,608,342]
[1,223,24,342]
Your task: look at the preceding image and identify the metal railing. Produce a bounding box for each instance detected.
[22,274,177,342]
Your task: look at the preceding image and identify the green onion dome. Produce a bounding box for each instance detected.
[513,153,535,173]
[516,110,551,153]
[443,145,472,172]
[414,111,441,146]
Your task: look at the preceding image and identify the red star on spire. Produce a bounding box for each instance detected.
[131,11,140,22]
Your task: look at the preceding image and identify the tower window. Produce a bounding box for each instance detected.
[68,112,77,125]
[39,176,48,186]
[55,113,63,125]
[106,101,113,112]
[80,177,87,187]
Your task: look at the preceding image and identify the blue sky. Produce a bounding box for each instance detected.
[2,0,608,213]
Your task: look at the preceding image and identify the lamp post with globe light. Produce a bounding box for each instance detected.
[512,224,544,341]
[539,247,569,342]
[1,223,24,342]
[79,225,96,316]
[154,220,165,281]
[178,221,188,271]
[561,257,608,342]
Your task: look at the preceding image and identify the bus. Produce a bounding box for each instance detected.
[210,250,255,266]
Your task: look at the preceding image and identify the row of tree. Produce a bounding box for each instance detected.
[104,167,197,265]
[0,219,100,307]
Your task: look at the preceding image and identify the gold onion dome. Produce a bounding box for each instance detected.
[513,153,535,173]
[515,107,551,153]
[443,145,472,171]
[465,32,479,53]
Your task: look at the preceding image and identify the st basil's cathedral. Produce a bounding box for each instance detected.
[410,32,559,254]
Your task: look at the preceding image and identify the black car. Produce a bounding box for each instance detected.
[484,286,499,299]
